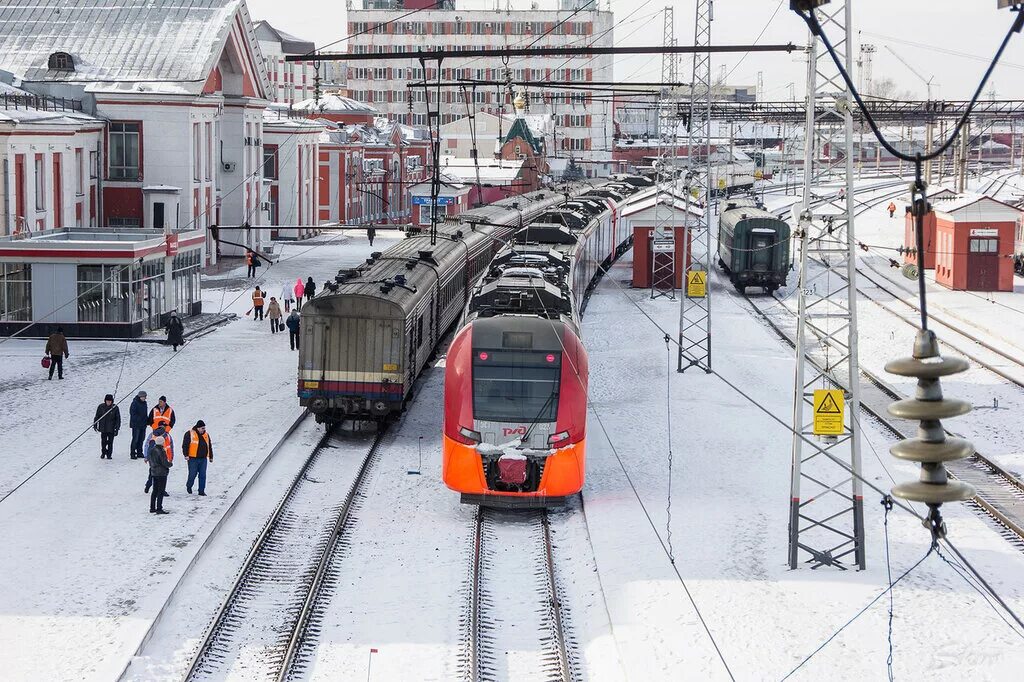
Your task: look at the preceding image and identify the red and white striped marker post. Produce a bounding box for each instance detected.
[366,648,378,681]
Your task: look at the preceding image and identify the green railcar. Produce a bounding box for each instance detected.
[718,207,791,294]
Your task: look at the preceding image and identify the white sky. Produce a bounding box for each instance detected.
[246,0,1024,99]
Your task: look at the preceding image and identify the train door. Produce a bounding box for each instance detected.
[750,229,774,272]
[967,237,999,290]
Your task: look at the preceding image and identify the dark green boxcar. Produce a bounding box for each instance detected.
[718,207,791,294]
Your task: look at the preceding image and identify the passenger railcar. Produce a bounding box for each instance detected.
[297,189,569,424]
[442,181,644,507]
[718,206,792,294]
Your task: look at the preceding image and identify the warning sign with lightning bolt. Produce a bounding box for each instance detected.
[812,389,845,435]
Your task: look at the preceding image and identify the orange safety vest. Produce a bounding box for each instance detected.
[252,290,264,306]
[888,202,896,211]
[186,429,212,459]
[151,405,174,431]
[246,252,253,265]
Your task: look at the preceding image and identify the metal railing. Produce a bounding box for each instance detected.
[0,93,84,113]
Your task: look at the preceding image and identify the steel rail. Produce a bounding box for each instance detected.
[541,511,573,682]
[468,508,484,682]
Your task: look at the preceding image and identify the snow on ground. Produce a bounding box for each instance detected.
[579,253,1024,680]
[0,229,396,681]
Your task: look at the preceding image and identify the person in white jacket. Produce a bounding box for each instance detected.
[280,281,295,313]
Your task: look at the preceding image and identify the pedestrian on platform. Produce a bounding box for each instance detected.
[148,442,172,514]
[280,282,294,313]
[888,201,897,218]
[367,225,376,246]
[293,278,305,308]
[246,249,257,278]
[149,396,176,432]
[45,327,69,380]
[165,311,185,351]
[267,297,282,333]
[251,286,265,320]
[286,310,301,350]
[93,394,121,460]
[129,391,148,459]
[183,421,213,496]
[304,277,316,304]
[144,425,174,495]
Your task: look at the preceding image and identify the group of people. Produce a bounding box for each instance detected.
[251,277,311,350]
[91,392,214,514]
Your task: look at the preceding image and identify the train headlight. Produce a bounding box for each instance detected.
[459,426,481,443]
[548,431,570,447]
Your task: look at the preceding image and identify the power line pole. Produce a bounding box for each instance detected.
[676,0,713,373]
[788,0,866,570]
[651,5,677,300]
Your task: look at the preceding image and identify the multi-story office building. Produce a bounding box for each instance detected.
[345,0,614,176]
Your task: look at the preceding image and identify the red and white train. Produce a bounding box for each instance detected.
[442,175,652,507]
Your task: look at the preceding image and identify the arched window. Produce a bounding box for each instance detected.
[48,52,74,71]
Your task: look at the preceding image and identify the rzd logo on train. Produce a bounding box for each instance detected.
[502,426,528,437]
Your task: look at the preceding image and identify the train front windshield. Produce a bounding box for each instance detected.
[472,350,561,423]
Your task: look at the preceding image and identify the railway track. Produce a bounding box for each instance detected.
[184,426,384,682]
[464,507,575,682]
[719,269,1024,544]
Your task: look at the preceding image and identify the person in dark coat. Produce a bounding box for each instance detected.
[144,426,173,496]
[128,391,149,459]
[285,310,301,351]
[148,443,172,514]
[45,327,69,380]
[367,225,376,246]
[93,394,121,460]
[304,277,316,304]
[165,312,185,351]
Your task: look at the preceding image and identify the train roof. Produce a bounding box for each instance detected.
[719,206,791,231]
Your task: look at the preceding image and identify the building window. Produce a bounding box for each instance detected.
[109,122,141,180]
[75,148,84,195]
[34,155,45,210]
[205,122,213,181]
[77,264,130,323]
[48,51,74,71]
[89,150,98,179]
[193,123,201,181]
[0,263,32,322]
[263,145,278,180]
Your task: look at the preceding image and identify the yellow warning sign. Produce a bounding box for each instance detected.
[686,270,707,298]
[754,169,764,179]
[813,389,845,435]
[717,178,727,189]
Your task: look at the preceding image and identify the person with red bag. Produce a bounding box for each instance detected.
[45,327,69,380]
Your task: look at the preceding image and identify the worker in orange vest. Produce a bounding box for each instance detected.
[246,249,257,278]
[182,420,213,496]
[251,286,265,320]
[148,396,176,432]
[888,201,897,218]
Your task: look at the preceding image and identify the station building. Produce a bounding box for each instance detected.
[931,194,1019,292]
[622,188,703,289]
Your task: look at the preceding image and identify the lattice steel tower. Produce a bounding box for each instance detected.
[788,1,866,570]
[676,0,713,372]
[651,6,678,300]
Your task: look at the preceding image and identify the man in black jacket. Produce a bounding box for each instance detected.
[128,391,148,459]
[93,394,121,459]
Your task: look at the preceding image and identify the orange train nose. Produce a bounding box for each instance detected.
[442,434,586,498]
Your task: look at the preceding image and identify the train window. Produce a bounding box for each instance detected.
[472,350,561,423]
[502,331,533,349]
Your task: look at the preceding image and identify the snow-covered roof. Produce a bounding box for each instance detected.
[440,157,524,185]
[254,20,315,55]
[262,107,323,131]
[933,192,1021,219]
[293,93,377,114]
[620,188,703,219]
[0,0,262,92]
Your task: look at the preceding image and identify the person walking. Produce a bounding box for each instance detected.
[165,312,185,351]
[280,281,294,313]
[286,310,301,351]
[45,327,69,380]
[148,396,176,432]
[304,277,316,304]
[246,249,257,278]
[182,421,213,496]
[888,201,897,218]
[251,286,265,320]
[293,278,305,309]
[367,225,376,246]
[267,297,283,334]
[144,425,174,495]
[93,394,121,460]
[128,391,148,459]
[148,442,172,514]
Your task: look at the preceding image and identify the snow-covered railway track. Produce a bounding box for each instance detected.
[184,426,384,682]
[724,274,1024,545]
[464,507,576,682]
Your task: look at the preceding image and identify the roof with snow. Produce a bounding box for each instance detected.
[503,118,544,155]
[620,187,704,219]
[254,20,315,55]
[293,93,378,114]
[0,0,267,94]
[440,157,525,185]
[933,193,1022,219]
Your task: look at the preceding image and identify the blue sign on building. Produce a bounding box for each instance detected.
[412,196,455,206]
